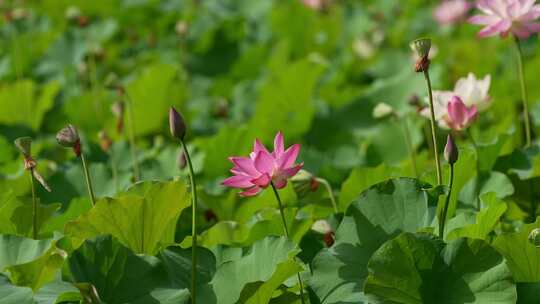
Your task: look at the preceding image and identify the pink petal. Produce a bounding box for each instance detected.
[239,186,262,197]
[447,96,467,129]
[253,139,269,157]
[251,173,271,188]
[283,163,303,178]
[273,178,288,189]
[478,19,512,37]
[254,150,275,175]
[277,144,301,169]
[468,14,500,25]
[222,175,254,188]
[466,105,478,124]
[273,131,284,158]
[229,157,259,177]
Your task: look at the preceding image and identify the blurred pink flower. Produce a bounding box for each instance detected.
[446,96,478,130]
[469,0,540,38]
[434,0,472,25]
[223,132,303,197]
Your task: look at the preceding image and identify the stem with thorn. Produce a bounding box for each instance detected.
[513,35,532,147]
[423,69,443,185]
[270,182,306,304]
[125,93,140,182]
[80,152,96,206]
[29,168,37,239]
[181,139,198,304]
[439,163,454,238]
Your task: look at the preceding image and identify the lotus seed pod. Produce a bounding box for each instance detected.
[169,106,186,140]
[410,38,431,59]
[528,228,540,247]
[14,137,32,157]
[444,135,459,165]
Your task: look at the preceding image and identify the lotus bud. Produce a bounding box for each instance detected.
[177,150,187,170]
[291,169,319,197]
[444,134,458,165]
[410,38,431,72]
[372,102,394,119]
[56,124,81,156]
[529,228,540,247]
[169,106,186,140]
[65,6,81,20]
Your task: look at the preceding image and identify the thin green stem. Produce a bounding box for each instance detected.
[270,182,306,304]
[125,93,140,181]
[181,140,198,304]
[29,168,37,239]
[466,129,481,211]
[401,117,418,178]
[110,149,119,193]
[315,177,338,213]
[514,36,532,147]
[423,70,443,185]
[80,153,96,206]
[439,164,454,239]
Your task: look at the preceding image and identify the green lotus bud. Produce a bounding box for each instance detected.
[291,169,319,198]
[169,106,186,140]
[528,228,540,247]
[14,137,32,157]
[444,134,458,165]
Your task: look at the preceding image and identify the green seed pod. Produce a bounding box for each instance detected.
[14,137,32,157]
[410,38,431,59]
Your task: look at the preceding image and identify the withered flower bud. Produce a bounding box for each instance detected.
[410,38,431,73]
[98,131,113,152]
[56,124,81,156]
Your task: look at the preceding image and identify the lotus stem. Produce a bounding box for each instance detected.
[513,36,532,147]
[315,177,338,213]
[439,163,454,239]
[29,168,37,239]
[401,117,418,178]
[181,139,198,304]
[80,152,96,205]
[423,70,443,185]
[466,129,481,211]
[270,182,306,304]
[125,93,140,181]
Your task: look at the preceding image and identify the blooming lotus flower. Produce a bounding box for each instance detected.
[445,96,478,130]
[469,0,540,38]
[434,0,472,25]
[421,73,490,128]
[223,132,303,197]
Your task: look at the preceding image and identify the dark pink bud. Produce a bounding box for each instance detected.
[169,106,186,140]
[444,135,459,165]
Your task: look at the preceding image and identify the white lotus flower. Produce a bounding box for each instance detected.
[421,73,491,128]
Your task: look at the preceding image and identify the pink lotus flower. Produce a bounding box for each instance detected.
[223,132,303,197]
[434,0,472,25]
[445,96,478,130]
[469,0,540,38]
